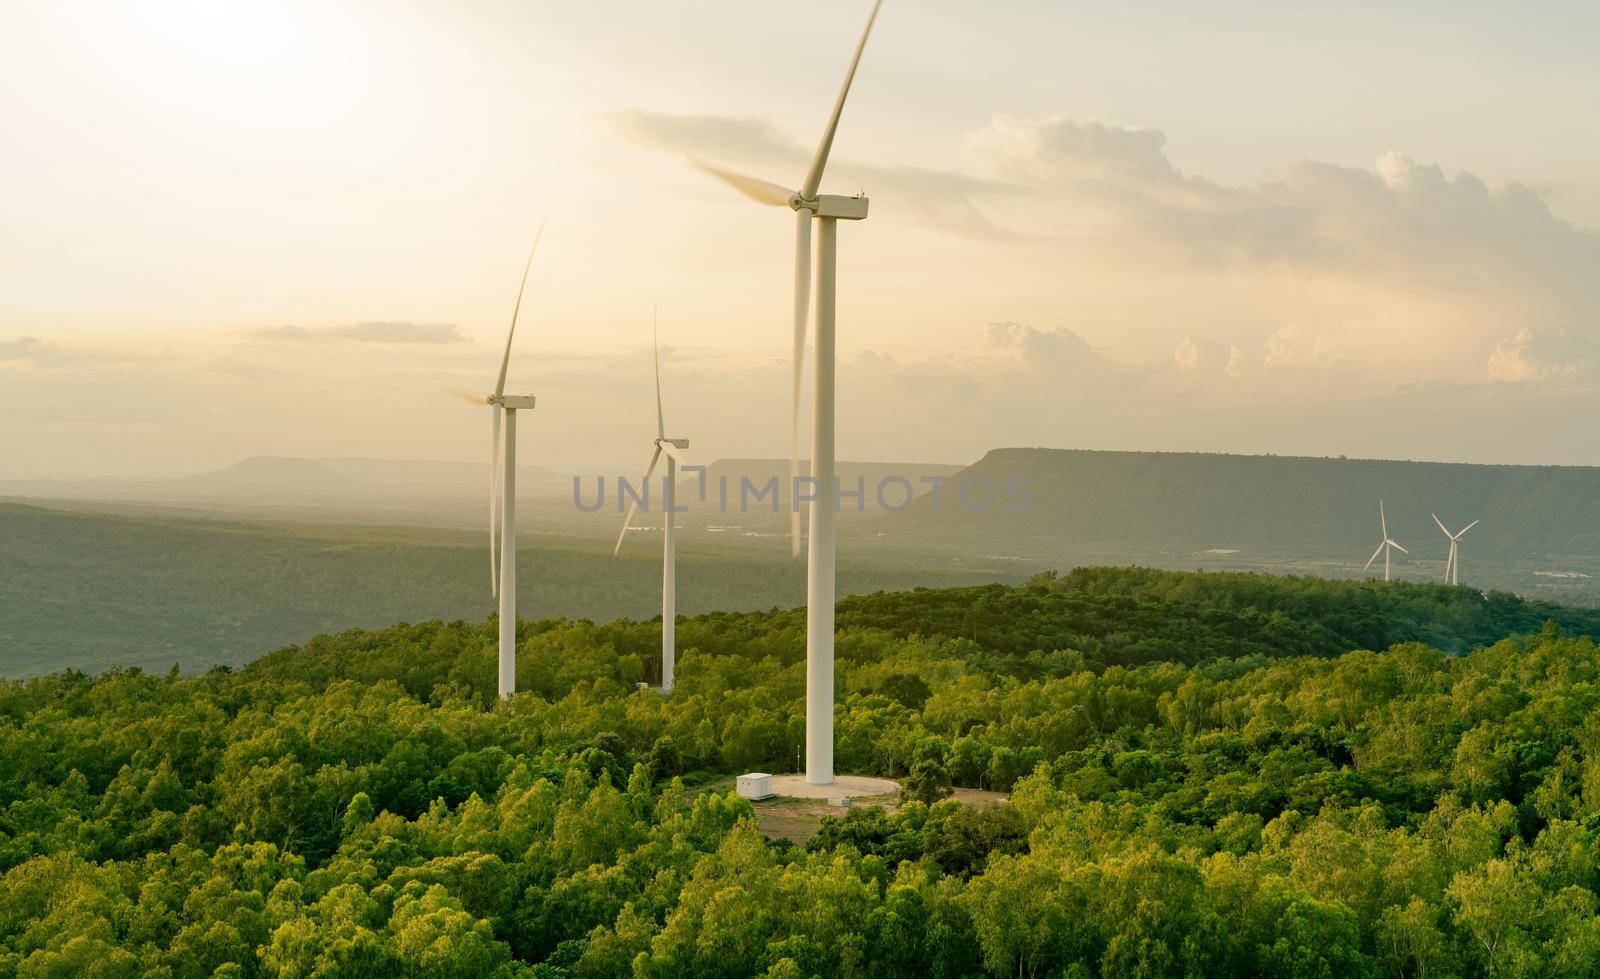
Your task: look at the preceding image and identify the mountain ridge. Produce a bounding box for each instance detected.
[880,446,1600,556]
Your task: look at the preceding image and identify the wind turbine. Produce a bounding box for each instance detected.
[614,309,689,694]
[692,0,882,787]
[1364,498,1409,581]
[456,223,543,700]
[1432,513,1480,586]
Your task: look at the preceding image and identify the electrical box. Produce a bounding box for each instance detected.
[736,773,774,800]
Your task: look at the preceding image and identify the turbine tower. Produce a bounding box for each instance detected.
[1432,513,1480,586]
[1364,498,1409,582]
[692,0,883,786]
[614,309,690,693]
[461,224,542,700]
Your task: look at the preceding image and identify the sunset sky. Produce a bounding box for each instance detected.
[4,0,1599,477]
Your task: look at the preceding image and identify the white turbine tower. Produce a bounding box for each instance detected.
[614,309,690,694]
[1432,513,1480,586]
[458,224,543,700]
[1364,498,1409,582]
[693,0,883,788]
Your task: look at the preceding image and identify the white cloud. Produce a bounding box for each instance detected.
[1486,326,1598,383]
[974,322,1111,372]
[1172,335,1241,381]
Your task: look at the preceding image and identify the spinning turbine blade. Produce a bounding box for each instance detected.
[653,305,665,441]
[614,445,664,556]
[1432,512,1450,536]
[1365,542,1385,571]
[691,159,794,207]
[494,221,545,399]
[1379,499,1387,539]
[659,440,688,465]
[800,0,884,199]
[1391,541,1409,555]
[445,387,487,405]
[790,211,812,559]
[1459,519,1480,537]
[489,409,502,597]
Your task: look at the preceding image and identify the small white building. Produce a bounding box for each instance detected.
[736,772,774,800]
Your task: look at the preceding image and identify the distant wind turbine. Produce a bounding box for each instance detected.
[614,309,690,694]
[453,223,543,700]
[691,0,883,788]
[1364,498,1409,581]
[1432,513,1481,586]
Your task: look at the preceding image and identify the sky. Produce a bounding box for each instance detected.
[3,0,1599,478]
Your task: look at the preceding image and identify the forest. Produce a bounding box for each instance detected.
[5,568,1600,975]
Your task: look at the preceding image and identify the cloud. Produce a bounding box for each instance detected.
[1172,335,1241,380]
[1486,326,1598,383]
[974,322,1116,375]
[0,336,68,365]
[973,117,1178,181]
[958,115,1600,389]
[1262,323,1343,371]
[968,115,1599,283]
[612,110,795,167]
[0,335,157,372]
[248,322,469,344]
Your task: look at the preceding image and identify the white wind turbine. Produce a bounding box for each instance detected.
[1432,513,1480,586]
[692,0,883,788]
[455,224,543,700]
[613,309,690,694]
[1364,498,1409,582]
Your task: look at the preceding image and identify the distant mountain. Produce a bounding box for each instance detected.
[0,457,571,509]
[877,448,1600,557]
[318,457,567,494]
[185,456,349,487]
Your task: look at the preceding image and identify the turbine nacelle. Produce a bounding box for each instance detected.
[802,193,870,220]
[490,394,538,410]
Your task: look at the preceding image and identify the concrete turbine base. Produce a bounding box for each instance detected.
[766,774,898,803]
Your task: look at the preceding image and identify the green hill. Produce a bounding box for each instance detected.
[5,573,1600,974]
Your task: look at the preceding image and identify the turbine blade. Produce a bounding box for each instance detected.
[494,221,545,399]
[489,409,502,597]
[1379,498,1387,539]
[654,305,665,441]
[614,446,664,556]
[1365,542,1385,570]
[790,210,812,560]
[446,386,488,405]
[800,0,884,199]
[1432,512,1450,536]
[659,440,688,465]
[691,158,794,207]
[1459,519,1480,536]
[1391,540,1409,555]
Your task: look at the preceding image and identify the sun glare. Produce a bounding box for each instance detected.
[77,0,372,129]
